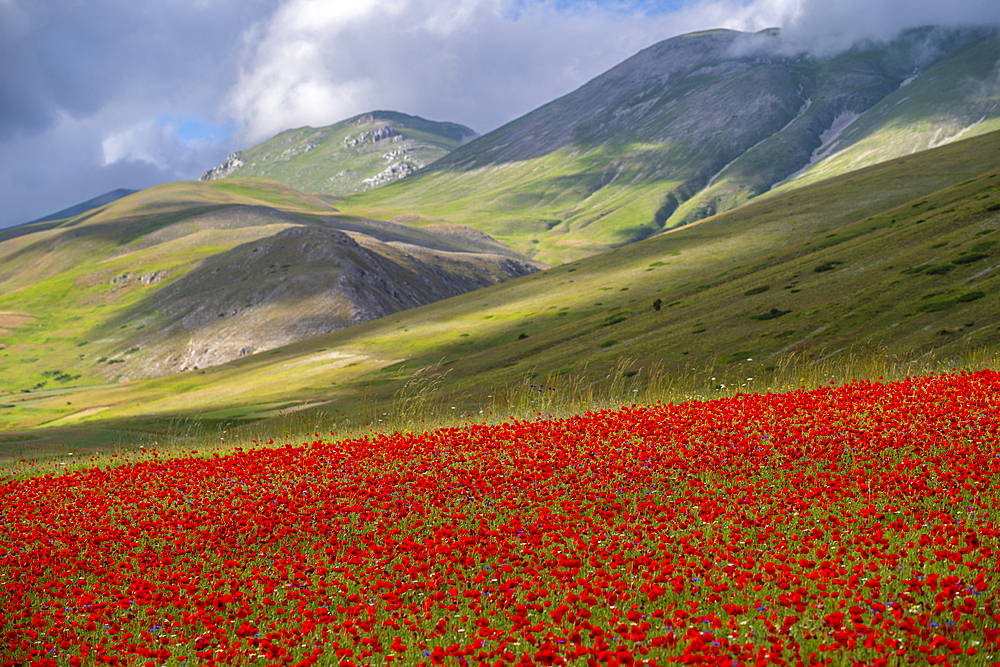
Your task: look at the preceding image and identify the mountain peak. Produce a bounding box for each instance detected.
[200,110,477,194]
[346,26,999,264]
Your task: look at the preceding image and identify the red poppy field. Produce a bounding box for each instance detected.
[2,371,999,667]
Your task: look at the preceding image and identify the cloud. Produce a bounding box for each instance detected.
[0,0,275,142]
[0,111,174,226]
[0,0,278,226]
[0,0,998,228]
[775,0,1000,53]
[224,0,717,142]
[100,117,229,174]
[224,0,1000,145]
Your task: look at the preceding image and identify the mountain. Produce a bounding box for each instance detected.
[704,29,1000,213]
[22,188,138,226]
[337,26,1000,264]
[200,111,477,194]
[0,178,541,387]
[3,129,999,436]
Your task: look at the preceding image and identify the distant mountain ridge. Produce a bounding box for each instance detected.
[200,111,477,194]
[24,188,138,226]
[340,26,1000,263]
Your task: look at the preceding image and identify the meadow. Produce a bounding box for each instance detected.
[1,358,998,667]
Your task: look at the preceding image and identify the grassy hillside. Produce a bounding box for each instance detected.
[772,31,1000,193]
[201,111,477,194]
[0,178,540,396]
[22,188,138,226]
[680,30,1000,221]
[3,129,998,449]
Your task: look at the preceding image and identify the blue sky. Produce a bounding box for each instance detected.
[1,0,998,228]
[157,115,235,147]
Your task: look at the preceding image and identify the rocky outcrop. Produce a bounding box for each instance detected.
[191,111,477,196]
[362,161,417,187]
[347,125,403,146]
[105,271,169,292]
[200,152,245,180]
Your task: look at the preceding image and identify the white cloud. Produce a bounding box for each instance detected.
[100,117,228,172]
[231,0,1000,145]
[102,121,172,168]
[225,0,703,142]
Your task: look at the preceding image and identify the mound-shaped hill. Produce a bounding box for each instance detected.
[340,27,999,263]
[200,111,477,195]
[0,178,541,388]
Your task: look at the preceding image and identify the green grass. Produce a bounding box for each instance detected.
[0,179,340,396]
[203,181,327,210]
[322,32,1000,265]
[338,145,678,263]
[4,344,998,479]
[772,33,1000,194]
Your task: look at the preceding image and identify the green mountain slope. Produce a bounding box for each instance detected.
[200,111,477,194]
[0,178,540,390]
[770,32,1000,193]
[4,129,998,436]
[337,27,998,264]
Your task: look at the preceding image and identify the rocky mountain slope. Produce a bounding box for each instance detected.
[200,111,477,195]
[0,178,541,388]
[340,26,1000,263]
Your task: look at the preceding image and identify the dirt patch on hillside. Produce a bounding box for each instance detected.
[0,310,34,335]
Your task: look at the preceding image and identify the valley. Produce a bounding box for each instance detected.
[2,129,998,446]
[5,13,1000,667]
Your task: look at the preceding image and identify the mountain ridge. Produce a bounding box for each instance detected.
[336,25,1000,263]
[13,188,140,230]
[3,129,998,436]
[3,25,1000,441]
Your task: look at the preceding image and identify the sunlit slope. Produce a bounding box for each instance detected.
[339,28,997,264]
[0,178,539,394]
[5,129,998,433]
[771,31,1000,193]
[678,31,1000,221]
[201,111,477,194]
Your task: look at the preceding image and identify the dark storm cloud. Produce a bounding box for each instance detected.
[0,0,280,226]
[0,0,279,141]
